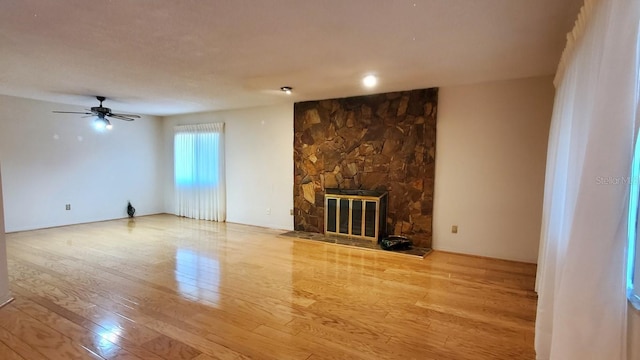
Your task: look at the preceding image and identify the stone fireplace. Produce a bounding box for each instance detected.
[293,88,437,248]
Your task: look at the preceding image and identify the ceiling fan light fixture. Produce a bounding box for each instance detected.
[94,114,111,130]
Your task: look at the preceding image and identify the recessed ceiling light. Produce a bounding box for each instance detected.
[280,86,293,94]
[362,75,377,88]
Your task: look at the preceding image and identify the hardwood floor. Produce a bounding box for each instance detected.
[1,214,538,359]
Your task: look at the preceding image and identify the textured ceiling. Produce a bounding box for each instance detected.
[0,0,582,116]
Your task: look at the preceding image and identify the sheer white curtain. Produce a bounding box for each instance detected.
[174,123,226,221]
[535,0,640,359]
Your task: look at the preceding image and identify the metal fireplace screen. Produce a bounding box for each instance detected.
[324,189,388,241]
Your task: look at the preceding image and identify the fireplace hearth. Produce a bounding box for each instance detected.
[279,230,432,258]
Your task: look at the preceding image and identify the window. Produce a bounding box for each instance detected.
[175,132,221,187]
[174,123,225,221]
[628,134,640,309]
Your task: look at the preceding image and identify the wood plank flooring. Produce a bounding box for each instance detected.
[1,214,538,359]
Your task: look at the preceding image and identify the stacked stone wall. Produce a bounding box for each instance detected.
[293,88,438,248]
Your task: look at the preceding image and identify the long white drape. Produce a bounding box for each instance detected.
[0,166,12,307]
[174,123,226,221]
[535,0,640,359]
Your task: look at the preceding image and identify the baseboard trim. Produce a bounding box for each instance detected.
[0,295,14,309]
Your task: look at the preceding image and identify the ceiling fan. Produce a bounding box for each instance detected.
[53,96,140,129]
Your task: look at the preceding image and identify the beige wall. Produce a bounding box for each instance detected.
[162,104,294,230]
[434,76,555,263]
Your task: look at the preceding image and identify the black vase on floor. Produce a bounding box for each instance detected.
[127,202,136,218]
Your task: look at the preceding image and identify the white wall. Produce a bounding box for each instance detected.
[433,76,554,263]
[0,95,164,232]
[162,104,294,231]
[0,167,11,306]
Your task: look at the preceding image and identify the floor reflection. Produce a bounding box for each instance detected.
[127,219,136,233]
[175,248,221,305]
[95,323,123,353]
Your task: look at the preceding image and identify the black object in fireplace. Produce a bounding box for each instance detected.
[380,235,413,251]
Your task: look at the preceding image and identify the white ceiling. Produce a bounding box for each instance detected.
[0,0,582,116]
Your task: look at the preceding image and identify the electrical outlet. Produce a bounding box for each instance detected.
[266,208,271,215]
[65,204,71,211]
[451,225,458,234]
[290,209,294,215]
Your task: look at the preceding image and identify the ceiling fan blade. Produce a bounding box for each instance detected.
[109,112,141,118]
[53,98,139,124]
[52,111,93,115]
[108,115,136,121]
